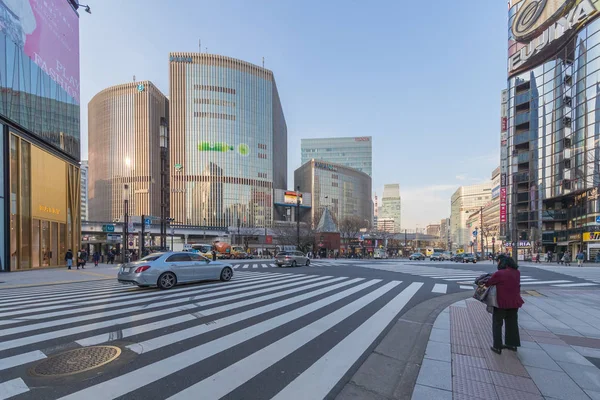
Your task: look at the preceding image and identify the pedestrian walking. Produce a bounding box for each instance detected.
[65,249,73,270]
[577,251,585,267]
[212,249,217,261]
[562,251,571,266]
[485,254,524,355]
[93,251,100,267]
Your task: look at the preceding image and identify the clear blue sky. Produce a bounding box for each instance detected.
[80,0,508,229]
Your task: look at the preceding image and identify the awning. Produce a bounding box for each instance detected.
[556,241,569,246]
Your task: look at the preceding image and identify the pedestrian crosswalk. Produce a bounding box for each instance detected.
[232,261,345,269]
[525,264,600,286]
[353,263,598,288]
[0,271,433,399]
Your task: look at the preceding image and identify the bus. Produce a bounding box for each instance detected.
[424,247,445,257]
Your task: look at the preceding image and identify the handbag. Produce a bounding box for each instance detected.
[473,284,498,313]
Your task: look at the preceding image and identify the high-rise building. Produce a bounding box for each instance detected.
[440,218,450,249]
[426,224,441,237]
[169,53,287,228]
[88,81,169,222]
[505,0,600,260]
[301,137,372,176]
[450,182,493,250]
[1,0,82,271]
[81,161,89,221]
[380,184,401,232]
[295,160,371,228]
[377,218,396,233]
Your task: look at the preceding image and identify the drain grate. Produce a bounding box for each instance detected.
[31,346,121,377]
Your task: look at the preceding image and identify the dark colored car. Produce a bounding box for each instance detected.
[429,252,443,261]
[462,253,477,263]
[453,253,466,262]
[409,253,425,260]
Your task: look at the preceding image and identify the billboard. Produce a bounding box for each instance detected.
[284,191,302,205]
[0,0,80,102]
[500,188,508,223]
[508,0,600,76]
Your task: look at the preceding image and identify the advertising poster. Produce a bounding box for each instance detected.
[500,187,508,223]
[0,0,80,102]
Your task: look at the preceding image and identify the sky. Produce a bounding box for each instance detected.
[79,0,508,229]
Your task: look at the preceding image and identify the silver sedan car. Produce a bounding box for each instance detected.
[117,252,234,290]
[275,251,310,267]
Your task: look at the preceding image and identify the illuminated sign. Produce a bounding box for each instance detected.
[170,55,193,63]
[354,137,370,142]
[137,84,145,92]
[284,191,303,204]
[315,162,337,171]
[509,0,600,74]
[583,232,600,241]
[39,205,60,215]
[500,188,508,223]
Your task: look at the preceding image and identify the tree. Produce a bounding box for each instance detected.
[271,223,316,253]
[338,216,368,241]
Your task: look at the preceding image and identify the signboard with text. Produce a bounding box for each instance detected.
[500,187,508,223]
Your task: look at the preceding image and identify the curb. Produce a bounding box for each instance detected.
[334,290,472,400]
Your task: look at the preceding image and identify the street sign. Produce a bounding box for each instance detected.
[473,230,478,236]
[144,217,151,228]
[128,241,134,246]
[596,216,600,224]
[102,225,115,232]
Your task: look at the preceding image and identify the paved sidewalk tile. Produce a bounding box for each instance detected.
[517,347,563,371]
[572,345,600,359]
[424,341,451,362]
[585,389,600,400]
[493,385,543,400]
[453,353,487,369]
[410,384,452,400]
[429,328,450,344]
[525,365,591,400]
[453,375,498,399]
[520,340,542,350]
[415,359,451,391]
[452,362,493,384]
[558,361,600,392]
[538,343,595,366]
[452,344,487,358]
[489,370,540,394]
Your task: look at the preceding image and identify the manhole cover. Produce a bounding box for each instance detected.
[31,346,121,377]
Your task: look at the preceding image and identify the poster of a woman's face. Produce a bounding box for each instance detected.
[0,0,36,47]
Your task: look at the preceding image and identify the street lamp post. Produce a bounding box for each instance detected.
[203,218,206,240]
[159,118,169,251]
[166,218,175,250]
[492,236,496,257]
[122,184,130,263]
[296,185,301,250]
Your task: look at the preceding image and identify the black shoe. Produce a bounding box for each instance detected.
[490,347,502,355]
[503,345,518,351]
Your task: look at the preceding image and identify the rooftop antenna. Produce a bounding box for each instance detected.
[199,39,201,53]
[133,75,136,83]
[205,47,208,53]
[262,57,265,68]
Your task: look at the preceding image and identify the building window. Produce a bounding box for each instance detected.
[193,111,236,121]
[10,135,18,269]
[193,84,236,95]
[20,140,31,269]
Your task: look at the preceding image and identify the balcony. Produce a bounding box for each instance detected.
[515,112,530,126]
[514,131,532,145]
[514,152,530,164]
[514,172,530,183]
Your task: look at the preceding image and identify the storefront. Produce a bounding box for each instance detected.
[583,232,600,261]
[504,240,532,261]
[7,133,80,270]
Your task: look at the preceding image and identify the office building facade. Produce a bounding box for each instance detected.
[440,218,450,249]
[506,0,600,259]
[1,0,82,271]
[380,184,402,232]
[301,136,372,176]
[81,160,88,221]
[169,53,287,228]
[450,182,493,250]
[295,160,372,228]
[88,81,168,222]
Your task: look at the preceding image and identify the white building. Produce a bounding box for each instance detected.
[80,160,88,221]
[450,182,493,250]
[377,217,396,233]
[380,184,401,232]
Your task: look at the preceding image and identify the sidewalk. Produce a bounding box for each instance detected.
[0,263,118,289]
[412,289,600,400]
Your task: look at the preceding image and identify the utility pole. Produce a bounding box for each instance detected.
[480,206,484,253]
[140,214,145,257]
[159,118,169,251]
[122,184,129,263]
[297,186,301,250]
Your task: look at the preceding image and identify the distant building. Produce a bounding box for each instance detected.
[373,193,379,228]
[440,218,450,249]
[380,184,401,232]
[450,182,493,250]
[295,160,371,228]
[426,224,441,237]
[301,136,372,176]
[81,160,88,221]
[88,81,169,222]
[377,218,396,233]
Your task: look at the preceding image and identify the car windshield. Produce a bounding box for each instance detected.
[432,253,441,256]
[465,253,474,257]
[140,253,164,262]
[278,252,289,256]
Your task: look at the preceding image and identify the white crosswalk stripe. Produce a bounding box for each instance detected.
[0,271,426,399]
[525,264,600,285]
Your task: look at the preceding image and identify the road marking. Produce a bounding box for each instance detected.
[0,350,46,371]
[552,282,599,287]
[168,281,416,400]
[460,285,473,290]
[0,378,29,398]
[242,264,249,269]
[270,263,276,267]
[270,283,423,400]
[262,264,269,268]
[77,276,352,347]
[0,275,317,339]
[252,265,258,269]
[520,280,571,285]
[59,280,385,400]
[432,284,447,293]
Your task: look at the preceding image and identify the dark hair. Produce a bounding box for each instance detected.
[497,254,518,270]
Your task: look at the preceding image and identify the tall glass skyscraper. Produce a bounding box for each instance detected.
[300,137,372,176]
[169,53,287,228]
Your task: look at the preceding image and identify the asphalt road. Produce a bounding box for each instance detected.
[0,259,597,399]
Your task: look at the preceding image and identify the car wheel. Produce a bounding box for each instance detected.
[305,259,310,266]
[220,267,233,282]
[292,260,297,267]
[157,272,177,290]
